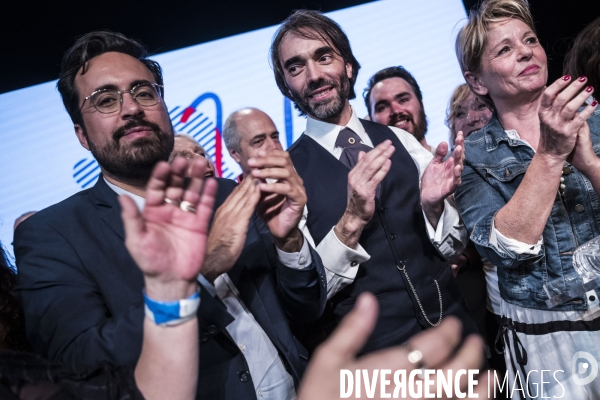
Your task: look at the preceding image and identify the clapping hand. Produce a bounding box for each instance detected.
[420,132,465,229]
[570,112,600,197]
[539,75,598,162]
[119,156,217,301]
[202,175,261,283]
[346,141,394,224]
[335,140,394,249]
[249,149,307,253]
[569,110,600,178]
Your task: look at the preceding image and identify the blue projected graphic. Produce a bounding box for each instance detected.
[1,0,468,256]
[170,92,230,178]
[284,98,294,148]
[73,158,101,189]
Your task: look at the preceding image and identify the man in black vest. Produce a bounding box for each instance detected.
[269,10,478,353]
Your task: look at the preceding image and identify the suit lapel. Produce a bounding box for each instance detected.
[101,208,125,241]
[89,177,125,240]
[227,214,284,350]
[251,216,284,348]
[199,286,235,332]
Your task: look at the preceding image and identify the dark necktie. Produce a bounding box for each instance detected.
[334,127,381,198]
[334,127,372,170]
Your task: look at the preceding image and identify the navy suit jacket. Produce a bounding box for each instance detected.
[14,177,327,399]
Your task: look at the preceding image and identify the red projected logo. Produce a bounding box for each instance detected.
[170,92,237,180]
[73,92,237,189]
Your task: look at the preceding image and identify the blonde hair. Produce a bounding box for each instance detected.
[445,84,474,143]
[169,133,210,163]
[455,0,536,108]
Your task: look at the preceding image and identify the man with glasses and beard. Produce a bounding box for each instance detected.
[270,10,479,352]
[14,30,327,399]
[14,31,180,366]
[364,66,436,154]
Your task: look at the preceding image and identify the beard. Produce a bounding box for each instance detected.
[85,118,174,186]
[289,72,350,120]
[390,106,428,142]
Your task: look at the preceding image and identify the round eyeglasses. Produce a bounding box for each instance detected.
[80,83,164,114]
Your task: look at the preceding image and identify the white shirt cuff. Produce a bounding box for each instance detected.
[424,198,465,243]
[424,204,450,244]
[275,234,312,269]
[422,197,468,261]
[317,226,370,280]
[490,218,543,256]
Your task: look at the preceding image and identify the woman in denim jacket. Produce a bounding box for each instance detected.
[454,0,600,397]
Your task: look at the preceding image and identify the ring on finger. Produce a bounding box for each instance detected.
[164,198,180,206]
[401,341,424,369]
[180,200,197,214]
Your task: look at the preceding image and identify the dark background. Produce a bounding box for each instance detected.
[2,0,599,95]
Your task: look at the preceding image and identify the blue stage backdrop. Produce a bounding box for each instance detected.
[0,0,467,257]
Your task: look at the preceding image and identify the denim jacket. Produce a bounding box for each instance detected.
[455,111,600,311]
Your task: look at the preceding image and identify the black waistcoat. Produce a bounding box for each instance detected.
[289,119,468,352]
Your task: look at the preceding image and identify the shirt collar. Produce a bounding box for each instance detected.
[104,177,146,211]
[504,129,520,140]
[305,107,368,152]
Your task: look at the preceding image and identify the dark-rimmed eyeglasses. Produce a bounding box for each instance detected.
[80,83,164,114]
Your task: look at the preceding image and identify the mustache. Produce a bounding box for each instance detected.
[390,112,414,125]
[303,78,339,98]
[112,119,162,141]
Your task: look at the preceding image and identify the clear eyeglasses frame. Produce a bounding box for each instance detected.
[80,83,164,114]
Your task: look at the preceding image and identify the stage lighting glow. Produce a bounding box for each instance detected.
[0,0,467,256]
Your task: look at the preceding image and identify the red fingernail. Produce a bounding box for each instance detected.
[586,86,594,92]
[592,100,598,107]
[579,76,587,82]
[563,75,571,81]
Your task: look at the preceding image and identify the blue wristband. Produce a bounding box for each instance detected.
[143,289,200,326]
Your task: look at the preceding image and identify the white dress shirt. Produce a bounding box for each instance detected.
[200,274,296,400]
[106,178,308,400]
[299,108,468,299]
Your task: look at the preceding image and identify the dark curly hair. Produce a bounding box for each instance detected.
[363,66,424,118]
[270,10,361,103]
[57,30,164,126]
[564,16,600,98]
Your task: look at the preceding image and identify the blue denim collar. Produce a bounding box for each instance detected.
[482,112,530,152]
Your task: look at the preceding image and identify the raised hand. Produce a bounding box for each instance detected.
[249,149,307,253]
[202,175,261,283]
[335,140,394,249]
[570,119,600,171]
[420,132,464,229]
[297,293,489,400]
[539,75,598,161]
[569,112,600,197]
[119,157,217,301]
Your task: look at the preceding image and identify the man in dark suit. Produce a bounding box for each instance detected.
[268,10,478,354]
[14,30,325,400]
